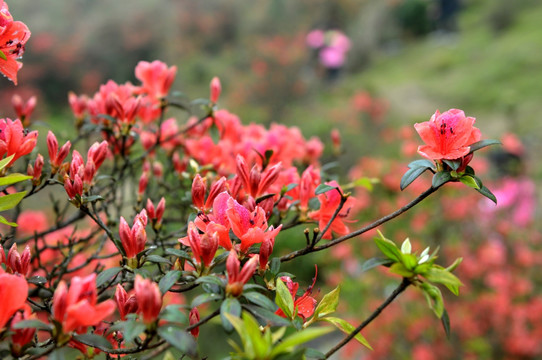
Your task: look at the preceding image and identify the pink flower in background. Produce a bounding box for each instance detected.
[306,29,325,48]
[135,60,177,99]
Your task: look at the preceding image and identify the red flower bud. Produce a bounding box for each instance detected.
[189,307,200,338]
[7,244,31,276]
[134,275,162,324]
[191,174,206,210]
[115,284,138,321]
[259,237,274,271]
[205,177,226,211]
[210,77,221,104]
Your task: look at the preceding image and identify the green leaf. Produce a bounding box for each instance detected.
[315,184,337,195]
[191,293,222,308]
[374,232,402,263]
[157,326,197,358]
[459,175,482,189]
[389,263,414,278]
[82,195,104,203]
[432,171,452,188]
[361,257,394,272]
[423,268,463,296]
[195,275,225,287]
[73,333,112,350]
[0,214,18,227]
[0,191,27,212]
[159,270,182,294]
[160,305,188,325]
[270,327,334,357]
[476,185,497,204]
[361,257,393,272]
[0,173,32,186]
[243,291,278,312]
[467,139,501,154]
[96,267,122,288]
[407,159,435,170]
[165,248,193,262]
[442,159,461,171]
[120,320,146,344]
[0,154,14,171]
[240,312,269,359]
[322,317,373,350]
[270,257,281,275]
[314,286,340,319]
[401,238,412,254]
[446,257,463,272]
[420,282,444,318]
[27,275,47,285]
[145,254,172,265]
[353,177,377,192]
[441,309,451,339]
[400,166,431,191]
[275,278,294,319]
[11,319,52,331]
[0,49,7,61]
[221,298,242,332]
[305,348,326,359]
[401,254,418,271]
[243,304,291,327]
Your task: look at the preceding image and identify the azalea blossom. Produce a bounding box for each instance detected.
[414,109,481,161]
[226,196,282,252]
[134,275,162,324]
[0,118,38,167]
[135,60,177,100]
[225,250,259,297]
[308,181,355,239]
[51,273,115,333]
[0,270,28,330]
[0,1,31,85]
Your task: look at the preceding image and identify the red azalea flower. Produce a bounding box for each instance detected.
[0,118,38,167]
[308,181,355,240]
[51,273,115,334]
[414,109,481,161]
[134,275,162,324]
[0,1,30,85]
[0,271,28,330]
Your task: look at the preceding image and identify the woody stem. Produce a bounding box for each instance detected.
[324,278,411,358]
[280,185,441,262]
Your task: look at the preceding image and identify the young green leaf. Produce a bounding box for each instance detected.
[374,232,402,263]
[467,139,501,154]
[322,317,373,350]
[0,191,27,212]
[420,282,444,318]
[0,173,32,187]
[314,286,340,319]
[270,327,334,357]
[315,184,337,195]
[275,278,294,320]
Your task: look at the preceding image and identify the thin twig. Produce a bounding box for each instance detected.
[325,278,411,358]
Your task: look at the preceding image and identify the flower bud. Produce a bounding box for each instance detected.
[210,77,221,104]
[191,174,206,210]
[115,284,138,321]
[7,244,31,276]
[189,307,200,338]
[134,275,162,324]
